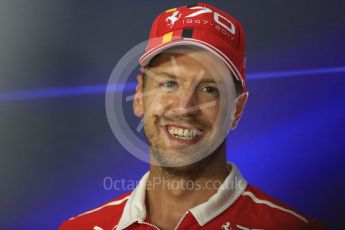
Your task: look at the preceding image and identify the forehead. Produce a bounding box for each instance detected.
[146,46,231,82]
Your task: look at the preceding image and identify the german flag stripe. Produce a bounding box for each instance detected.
[162,31,174,43]
[182,28,194,38]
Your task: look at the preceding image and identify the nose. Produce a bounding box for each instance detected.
[171,90,201,117]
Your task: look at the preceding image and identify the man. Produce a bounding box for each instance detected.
[60,3,325,230]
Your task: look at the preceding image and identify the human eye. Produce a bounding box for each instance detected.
[199,86,219,95]
[161,81,178,89]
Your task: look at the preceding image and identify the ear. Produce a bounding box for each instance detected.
[231,91,249,129]
[133,74,144,117]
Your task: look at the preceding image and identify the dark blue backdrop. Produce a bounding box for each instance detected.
[0,0,344,229]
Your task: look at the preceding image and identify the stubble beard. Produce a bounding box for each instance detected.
[142,113,225,181]
[150,139,226,181]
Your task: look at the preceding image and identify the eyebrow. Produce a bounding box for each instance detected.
[154,72,177,79]
[154,72,223,84]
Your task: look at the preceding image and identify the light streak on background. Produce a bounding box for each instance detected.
[0,66,344,101]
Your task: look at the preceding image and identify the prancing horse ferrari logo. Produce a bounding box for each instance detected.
[165,11,181,28]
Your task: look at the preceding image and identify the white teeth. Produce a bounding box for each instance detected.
[167,126,201,140]
[178,129,183,136]
[183,129,188,136]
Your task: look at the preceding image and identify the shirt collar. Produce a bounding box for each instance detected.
[116,162,248,229]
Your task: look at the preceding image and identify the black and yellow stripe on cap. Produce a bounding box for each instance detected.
[161,28,194,44]
[162,32,174,43]
[182,28,194,38]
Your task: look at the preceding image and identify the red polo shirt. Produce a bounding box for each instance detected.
[59,163,325,230]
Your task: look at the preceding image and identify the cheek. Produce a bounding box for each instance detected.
[202,102,220,122]
[143,93,174,116]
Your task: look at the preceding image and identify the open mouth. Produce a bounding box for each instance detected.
[163,124,203,144]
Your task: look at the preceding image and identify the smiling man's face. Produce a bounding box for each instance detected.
[134,46,239,167]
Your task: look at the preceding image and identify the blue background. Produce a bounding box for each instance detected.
[0,0,344,229]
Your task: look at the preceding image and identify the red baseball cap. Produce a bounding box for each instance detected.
[139,2,246,90]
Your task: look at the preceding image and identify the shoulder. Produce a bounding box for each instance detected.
[59,192,131,230]
[233,185,326,229]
